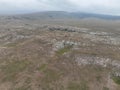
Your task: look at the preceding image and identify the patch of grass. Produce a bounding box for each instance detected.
[103,87,109,90]
[37,64,63,89]
[5,42,18,47]
[15,85,31,90]
[1,60,30,82]
[56,45,73,55]
[38,64,47,71]
[112,76,120,85]
[96,76,102,82]
[94,66,103,72]
[67,82,89,90]
[43,68,61,83]
[39,67,63,90]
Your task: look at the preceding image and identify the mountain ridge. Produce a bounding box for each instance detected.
[16,11,120,20]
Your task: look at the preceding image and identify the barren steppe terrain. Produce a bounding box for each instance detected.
[0,15,120,90]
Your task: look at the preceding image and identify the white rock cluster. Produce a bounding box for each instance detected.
[75,56,120,68]
[89,31,111,35]
[47,25,89,33]
[52,40,81,51]
[84,34,120,45]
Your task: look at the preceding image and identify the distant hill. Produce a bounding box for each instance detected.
[71,12,120,20]
[6,11,120,20]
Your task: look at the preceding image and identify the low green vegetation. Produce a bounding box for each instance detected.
[37,64,62,83]
[39,67,63,90]
[43,68,61,83]
[15,85,31,90]
[38,64,47,71]
[1,60,30,82]
[103,87,109,90]
[56,45,73,55]
[112,76,120,85]
[67,82,89,90]
[5,42,18,47]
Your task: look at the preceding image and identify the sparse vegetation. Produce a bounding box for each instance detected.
[112,76,120,85]
[42,68,61,83]
[15,85,30,90]
[1,60,30,82]
[0,14,120,90]
[56,45,73,55]
[103,87,109,90]
[38,64,47,71]
[67,82,89,90]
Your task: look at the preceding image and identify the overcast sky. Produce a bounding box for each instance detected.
[0,0,120,15]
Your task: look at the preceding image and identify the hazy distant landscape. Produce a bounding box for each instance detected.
[0,11,120,90]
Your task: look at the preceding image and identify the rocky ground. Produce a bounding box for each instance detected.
[0,19,120,90]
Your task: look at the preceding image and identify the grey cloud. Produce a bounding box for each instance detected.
[0,0,120,15]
